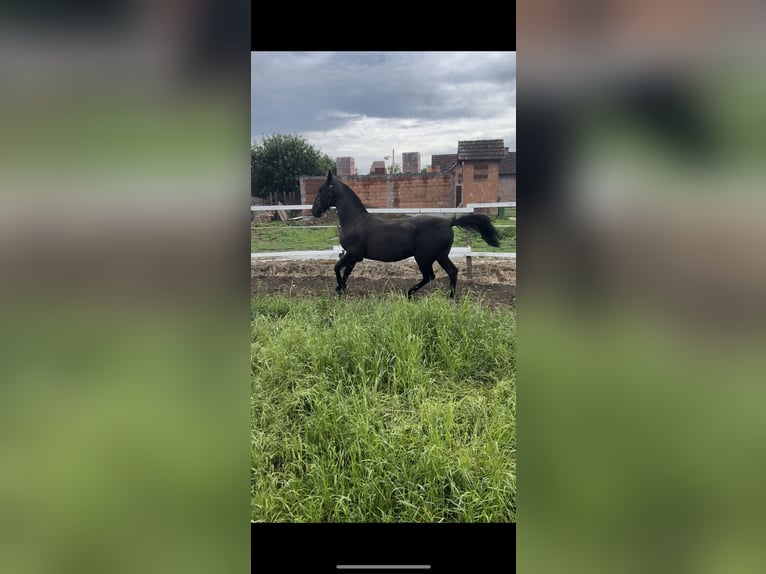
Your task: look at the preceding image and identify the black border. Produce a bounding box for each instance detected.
[251,522,515,573]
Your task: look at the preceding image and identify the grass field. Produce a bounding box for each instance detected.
[251,214,515,253]
[251,293,516,522]
[454,224,516,253]
[251,222,338,252]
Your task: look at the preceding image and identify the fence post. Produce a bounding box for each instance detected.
[466,229,472,279]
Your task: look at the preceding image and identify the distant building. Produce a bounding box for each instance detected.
[300,138,513,210]
[370,160,386,175]
[431,154,458,173]
[499,147,516,202]
[336,157,355,176]
[402,152,420,174]
[455,139,506,206]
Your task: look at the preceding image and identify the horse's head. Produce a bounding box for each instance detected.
[311,170,337,217]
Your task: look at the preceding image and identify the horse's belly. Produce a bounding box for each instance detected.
[366,245,412,262]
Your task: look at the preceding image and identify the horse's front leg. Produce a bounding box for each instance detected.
[334,258,346,291]
[334,253,359,292]
[341,260,357,286]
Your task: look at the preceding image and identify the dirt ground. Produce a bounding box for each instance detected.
[251,257,516,308]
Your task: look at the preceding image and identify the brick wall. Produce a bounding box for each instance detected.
[301,173,454,210]
[461,161,501,205]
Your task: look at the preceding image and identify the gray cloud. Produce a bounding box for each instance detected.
[252,51,516,171]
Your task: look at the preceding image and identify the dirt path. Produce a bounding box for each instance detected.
[251,258,516,308]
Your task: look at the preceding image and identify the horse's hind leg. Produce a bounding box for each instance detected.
[436,254,459,298]
[407,259,435,299]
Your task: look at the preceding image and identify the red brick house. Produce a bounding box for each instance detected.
[453,139,506,206]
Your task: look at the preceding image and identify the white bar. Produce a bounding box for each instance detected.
[251,247,515,260]
[369,207,472,214]
[251,246,343,260]
[466,202,516,208]
[251,251,340,260]
[251,206,474,214]
[252,205,513,213]
[251,205,312,211]
[465,251,516,259]
[252,203,515,213]
[451,247,516,258]
[250,225,339,229]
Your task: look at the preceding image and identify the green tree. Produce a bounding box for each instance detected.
[317,153,336,177]
[251,134,336,203]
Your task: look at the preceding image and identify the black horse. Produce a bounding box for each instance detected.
[311,171,500,298]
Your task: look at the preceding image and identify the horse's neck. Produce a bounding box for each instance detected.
[335,185,367,226]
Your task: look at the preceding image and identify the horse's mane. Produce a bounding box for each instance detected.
[336,180,368,213]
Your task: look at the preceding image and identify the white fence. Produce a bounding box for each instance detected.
[251,202,516,278]
[250,202,515,213]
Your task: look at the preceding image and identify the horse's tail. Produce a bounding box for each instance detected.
[451,214,501,247]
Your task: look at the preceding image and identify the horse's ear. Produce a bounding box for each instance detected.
[327,170,333,182]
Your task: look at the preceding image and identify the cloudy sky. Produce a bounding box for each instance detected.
[251,51,516,174]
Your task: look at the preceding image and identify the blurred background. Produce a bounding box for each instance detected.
[517,1,766,573]
[4,1,766,572]
[0,1,250,572]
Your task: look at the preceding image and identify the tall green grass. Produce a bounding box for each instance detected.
[251,293,515,522]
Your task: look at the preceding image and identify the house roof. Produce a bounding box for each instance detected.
[431,154,458,172]
[457,139,506,161]
[499,151,516,175]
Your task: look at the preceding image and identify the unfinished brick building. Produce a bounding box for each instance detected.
[301,139,516,209]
